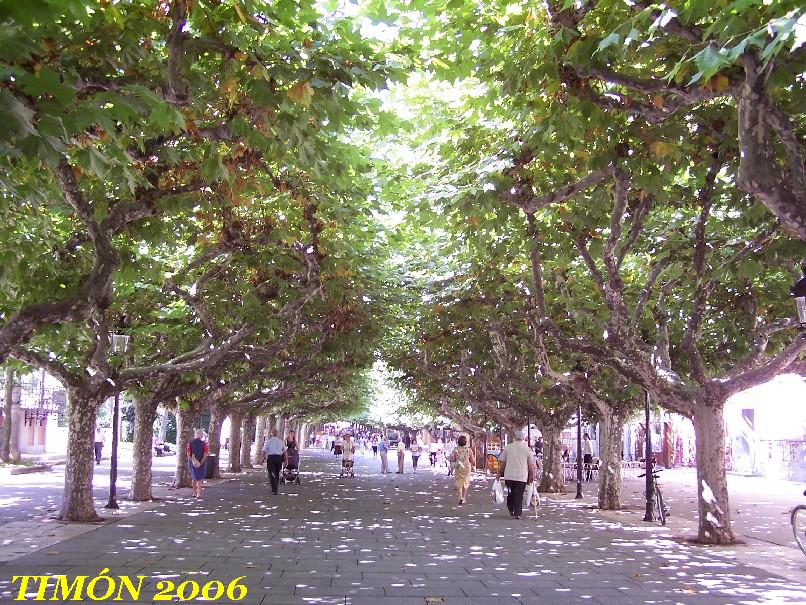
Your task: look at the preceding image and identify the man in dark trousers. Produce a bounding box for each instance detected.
[261,429,287,495]
[497,429,537,519]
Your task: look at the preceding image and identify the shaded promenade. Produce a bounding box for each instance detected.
[1,448,805,604]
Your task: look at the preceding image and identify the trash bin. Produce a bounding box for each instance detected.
[205,454,217,480]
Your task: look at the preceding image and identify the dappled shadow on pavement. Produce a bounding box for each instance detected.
[1,448,804,604]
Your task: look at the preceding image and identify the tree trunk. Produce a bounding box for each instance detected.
[9,390,20,462]
[228,410,242,473]
[692,399,735,544]
[254,415,266,465]
[173,407,193,488]
[597,407,624,510]
[299,422,307,451]
[538,423,566,493]
[241,414,255,469]
[60,391,101,521]
[159,407,169,441]
[1,366,13,462]
[208,403,225,478]
[130,397,157,501]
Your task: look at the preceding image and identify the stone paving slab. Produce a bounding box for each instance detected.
[1,448,805,605]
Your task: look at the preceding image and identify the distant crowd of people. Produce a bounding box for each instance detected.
[182,423,542,520]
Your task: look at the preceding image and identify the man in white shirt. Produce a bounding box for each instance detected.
[583,433,594,481]
[262,429,287,495]
[497,429,537,519]
[93,425,105,465]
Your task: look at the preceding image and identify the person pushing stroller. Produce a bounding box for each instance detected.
[280,431,300,485]
[340,434,356,478]
[281,430,301,485]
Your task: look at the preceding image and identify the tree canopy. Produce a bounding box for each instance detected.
[1,0,804,541]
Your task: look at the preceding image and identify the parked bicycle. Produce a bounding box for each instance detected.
[792,489,806,556]
[638,467,668,526]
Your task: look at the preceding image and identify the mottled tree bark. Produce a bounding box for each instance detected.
[159,408,169,441]
[1,366,14,462]
[298,422,307,451]
[228,410,243,473]
[736,54,806,240]
[173,407,193,488]
[208,403,225,478]
[130,397,157,501]
[60,391,102,521]
[253,415,266,465]
[597,408,625,510]
[241,413,255,469]
[538,423,566,493]
[693,399,735,544]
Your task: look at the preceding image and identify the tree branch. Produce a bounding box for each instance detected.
[503,168,612,214]
[630,0,704,43]
[616,193,652,268]
[724,332,806,395]
[166,0,190,105]
[572,235,606,293]
[736,52,806,240]
[630,259,671,336]
[601,168,630,334]
[9,347,79,389]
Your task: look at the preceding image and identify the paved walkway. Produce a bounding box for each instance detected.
[1,449,805,604]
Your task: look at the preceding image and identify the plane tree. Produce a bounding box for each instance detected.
[0,0,403,360]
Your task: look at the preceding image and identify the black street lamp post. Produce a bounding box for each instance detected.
[105,333,130,510]
[792,261,806,328]
[572,361,586,499]
[575,404,583,499]
[642,388,654,522]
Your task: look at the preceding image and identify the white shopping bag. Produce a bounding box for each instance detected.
[490,479,505,505]
[523,483,541,516]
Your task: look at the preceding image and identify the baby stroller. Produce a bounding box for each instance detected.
[280,445,301,485]
[340,459,355,478]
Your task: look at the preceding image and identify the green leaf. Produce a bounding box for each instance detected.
[738,259,762,280]
[0,90,37,139]
[76,147,112,178]
[596,32,621,54]
[17,69,76,106]
[201,147,229,183]
[688,46,730,84]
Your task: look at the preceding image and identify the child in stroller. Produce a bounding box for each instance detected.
[281,438,301,485]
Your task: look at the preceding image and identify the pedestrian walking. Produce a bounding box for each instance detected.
[188,428,209,499]
[286,429,298,451]
[262,429,287,495]
[371,436,379,458]
[497,429,537,519]
[379,436,389,473]
[341,435,356,477]
[450,435,475,505]
[396,439,405,473]
[583,433,594,481]
[436,438,445,467]
[429,440,438,466]
[410,439,421,473]
[93,425,105,465]
[445,438,456,476]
